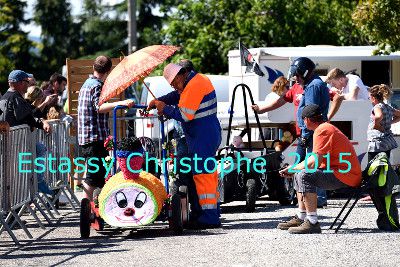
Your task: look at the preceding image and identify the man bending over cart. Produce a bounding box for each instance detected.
[148,63,221,228]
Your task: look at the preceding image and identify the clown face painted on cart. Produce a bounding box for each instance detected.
[104,185,155,226]
[98,171,167,227]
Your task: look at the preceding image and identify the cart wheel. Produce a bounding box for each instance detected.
[179,186,190,227]
[245,179,257,212]
[169,193,183,235]
[80,198,91,238]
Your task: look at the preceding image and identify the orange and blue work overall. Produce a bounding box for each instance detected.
[159,71,222,225]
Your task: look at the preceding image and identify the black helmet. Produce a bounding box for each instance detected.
[287,57,316,80]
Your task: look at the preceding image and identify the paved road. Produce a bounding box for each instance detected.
[1,197,400,267]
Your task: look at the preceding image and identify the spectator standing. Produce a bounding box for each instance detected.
[77,56,134,200]
[43,73,67,108]
[0,70,51,132]
[264,76,290,102]
[25,86,57,118]
[27,74,37,87]
[367,84,400,162]
[0,70,53,201]
[43,73,67,97]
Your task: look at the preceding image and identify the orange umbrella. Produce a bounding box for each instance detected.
[99,45,180,106]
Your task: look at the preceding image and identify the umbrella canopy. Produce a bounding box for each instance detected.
[99,45,180,106]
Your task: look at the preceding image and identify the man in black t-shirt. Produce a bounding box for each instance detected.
[0,70,51,132]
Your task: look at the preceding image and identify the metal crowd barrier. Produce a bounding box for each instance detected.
[36,120,80,211]
[8,125,35,209]
[0,125,36,245]
[0,120,79,245]
[0,124,17,243]
[0,125,9,214]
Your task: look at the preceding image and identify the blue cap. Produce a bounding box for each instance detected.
[8,70,31,82]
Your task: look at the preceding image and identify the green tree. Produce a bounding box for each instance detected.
[136,0,170,48]
[0,0,33,92]
[352,0,400,54]
[33,0,78,79]
[103,0,173,53]
[163,0,366,74]
[77,0,128,58]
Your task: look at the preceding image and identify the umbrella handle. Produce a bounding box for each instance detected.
[142,80,157,99]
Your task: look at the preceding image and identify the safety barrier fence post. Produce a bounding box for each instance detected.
[0,125,35,244]
[35,120,80,211]
[0,120,80,245]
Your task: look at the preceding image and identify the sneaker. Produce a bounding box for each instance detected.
[277,215,304,230]
[288,219,321,234]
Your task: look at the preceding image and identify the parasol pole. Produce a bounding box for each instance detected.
[142,80,157,99]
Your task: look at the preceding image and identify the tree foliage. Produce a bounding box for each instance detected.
[163,0,366,74]
[352,0,400,54]
[0,0,32,92]
[136,0,166,48]
[33,0,78,79]
[78,0,128,58]
[1,0,380,91]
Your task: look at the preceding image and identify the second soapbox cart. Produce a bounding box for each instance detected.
[217,83,294,212]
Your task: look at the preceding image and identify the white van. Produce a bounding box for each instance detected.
[227,45,400,167]
[135,75,230,140]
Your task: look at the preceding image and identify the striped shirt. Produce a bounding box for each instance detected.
[77,76,109,145]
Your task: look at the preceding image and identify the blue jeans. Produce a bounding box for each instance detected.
[296,137,327,206]
[36,143,53,195]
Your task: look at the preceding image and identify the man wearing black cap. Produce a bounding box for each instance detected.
[0,70,51,132]
[278,104,361,234]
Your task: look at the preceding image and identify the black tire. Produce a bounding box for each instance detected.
[245,179,257,212]
[80,198,91,238]
[169,194,183,235]
[177,186,190,227]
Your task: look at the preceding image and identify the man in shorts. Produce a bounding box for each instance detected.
[278,104,362,234]
[78,55,134,199]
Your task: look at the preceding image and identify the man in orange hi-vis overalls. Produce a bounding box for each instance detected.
[148,63,222,228]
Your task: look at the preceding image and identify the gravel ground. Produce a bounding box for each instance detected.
[1,197,400,267]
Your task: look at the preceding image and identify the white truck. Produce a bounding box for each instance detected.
[225,45,400,168]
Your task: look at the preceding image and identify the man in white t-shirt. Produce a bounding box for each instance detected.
[326,68,369,100]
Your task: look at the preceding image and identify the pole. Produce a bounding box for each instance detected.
[128,0,137,54]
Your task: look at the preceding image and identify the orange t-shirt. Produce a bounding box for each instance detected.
[313,123,362,187]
